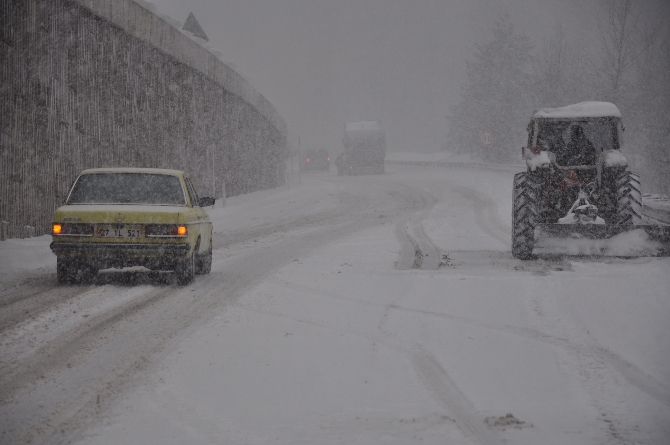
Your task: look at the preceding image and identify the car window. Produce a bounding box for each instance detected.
[184,177,200,207]
[536,120,617,153]
[67,173,186,205]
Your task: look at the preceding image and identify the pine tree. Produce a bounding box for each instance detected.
[447,13,534,163]
[628,27,670,193]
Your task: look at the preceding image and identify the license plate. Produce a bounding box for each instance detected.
[97,227,142,238]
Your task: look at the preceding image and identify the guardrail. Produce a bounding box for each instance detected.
[386,160,670,224]
[642,198,670,224]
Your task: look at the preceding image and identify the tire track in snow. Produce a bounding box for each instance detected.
[237,304,504,445]
[0,281,92,332]
[390,303,670,410]
[448,185,509,249]
[394,180,509,270]
[0,285,173,401]
[0,178,426,445]
[394,190,442,270]
[394,215,422,269]
[260,272,670,442]
[407,348,504,445]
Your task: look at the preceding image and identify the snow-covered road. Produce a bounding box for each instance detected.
[1,163,669,445]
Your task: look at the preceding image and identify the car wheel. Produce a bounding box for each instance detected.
[57,257,74,284]
[57,257,93,285]
[196,238,212,275]
[175,252,195,285]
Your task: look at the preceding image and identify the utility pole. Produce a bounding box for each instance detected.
[289,138,293,189]
[211,144,216,198]
[298,135,301,186]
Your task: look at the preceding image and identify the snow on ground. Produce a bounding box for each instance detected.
[0,235,55,284]
[386,150,479,164]
[2,155,669,444]
[643,194,670,225]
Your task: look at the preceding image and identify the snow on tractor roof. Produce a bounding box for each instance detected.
[345,121,382,132]
[532,102,621,119]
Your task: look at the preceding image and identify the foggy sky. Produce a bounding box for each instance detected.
[146,0,605,154]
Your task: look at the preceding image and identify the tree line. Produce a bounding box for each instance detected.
[446,0,670,194]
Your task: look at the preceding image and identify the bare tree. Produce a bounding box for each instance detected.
[629,20,670,193]
[533,24,589,107]
[596,0,641,102]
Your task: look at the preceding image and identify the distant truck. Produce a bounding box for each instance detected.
[300,148,330,172]
[338,121,386,175]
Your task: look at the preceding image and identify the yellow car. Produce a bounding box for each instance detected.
[50,168,214,285]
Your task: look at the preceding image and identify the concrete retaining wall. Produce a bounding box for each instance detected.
[0,0,287,239]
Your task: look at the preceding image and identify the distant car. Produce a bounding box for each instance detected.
[50,168,214,285]
[300,148,330,172]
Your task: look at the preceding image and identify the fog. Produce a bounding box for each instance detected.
[146,0,603,154]
[2,2,670,442]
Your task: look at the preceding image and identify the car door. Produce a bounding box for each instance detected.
[184,176,212,254]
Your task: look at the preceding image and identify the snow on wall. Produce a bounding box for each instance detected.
[74,0,285,135]
[0,0,287,239]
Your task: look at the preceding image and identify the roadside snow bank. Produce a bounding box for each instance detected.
[386,151,477,163]
[0,235,55,283]
[534,229,663,257]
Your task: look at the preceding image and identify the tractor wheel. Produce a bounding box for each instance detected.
[512,172,542,259]
[615,171,642,226]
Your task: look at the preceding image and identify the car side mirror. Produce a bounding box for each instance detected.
[199,197,215,207]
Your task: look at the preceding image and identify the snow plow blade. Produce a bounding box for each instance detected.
[534,224,670,257]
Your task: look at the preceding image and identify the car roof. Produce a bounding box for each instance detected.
[78,167,186,178]
[532,101,621,119]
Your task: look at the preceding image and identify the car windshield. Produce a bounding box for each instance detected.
[535,119,617,154]
[67,173,186,205]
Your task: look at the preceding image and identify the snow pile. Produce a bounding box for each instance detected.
[602,150,628,168]
[0,235,55,283]
[535,228,662,257]
[485,413,533,431]
[532,102,621,119]
[526,151,551,171]
[557,207,605,225]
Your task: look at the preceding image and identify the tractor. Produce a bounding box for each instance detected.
[512,102,670,258]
